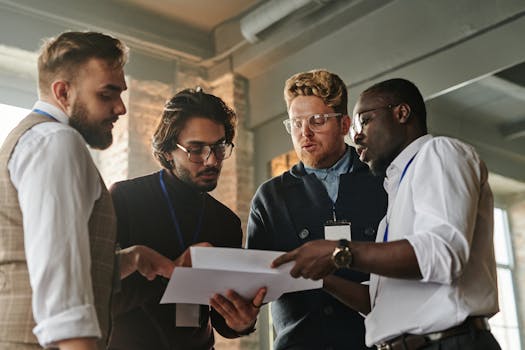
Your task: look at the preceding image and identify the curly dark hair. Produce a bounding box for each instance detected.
[152,88,237,169]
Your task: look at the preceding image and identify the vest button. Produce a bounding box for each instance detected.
[298,228,310,239]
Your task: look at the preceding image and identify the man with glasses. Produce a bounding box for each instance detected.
[108,88,265,350]
[246,69,387,349]
[272,78,500,350]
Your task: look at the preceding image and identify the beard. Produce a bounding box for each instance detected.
[69,100,114,150]
[367,152,396,178]
[369,163,387,177]
[173,164,220,192]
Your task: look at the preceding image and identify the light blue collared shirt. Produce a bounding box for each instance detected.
[304,146,352,204]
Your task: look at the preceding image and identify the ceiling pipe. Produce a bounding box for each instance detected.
[240,0,315,43]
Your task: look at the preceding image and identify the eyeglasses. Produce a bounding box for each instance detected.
[351,104,399,138]
[283,113,341,134]
[176,141,234,163]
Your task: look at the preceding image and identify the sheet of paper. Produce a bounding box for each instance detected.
[190,246,290,273]
[160,247,321,305]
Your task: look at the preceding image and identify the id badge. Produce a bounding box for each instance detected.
[324,220,351,241]
[175,303,200,327]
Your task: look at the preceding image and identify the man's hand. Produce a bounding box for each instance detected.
[57,337,97,350]
[271,240,338,280]
[118,245,175,280]
[209,287,267,334]
[174,242,213,267]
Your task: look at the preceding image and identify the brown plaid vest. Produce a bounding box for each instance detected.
[0,113,117,349]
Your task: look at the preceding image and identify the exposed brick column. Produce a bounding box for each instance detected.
[127,79,173,179]
[209,73,254,240]
[209,73,258,350]
[96,77,172,188]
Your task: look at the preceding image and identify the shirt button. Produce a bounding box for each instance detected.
[323,305,334,315]
[364,226,376,237]
[298,228,310,239]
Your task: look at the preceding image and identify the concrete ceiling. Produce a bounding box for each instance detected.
[113,0,261,32]
[0,0,524,195]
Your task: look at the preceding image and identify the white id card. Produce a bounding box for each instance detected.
[324,221,351,241]
[175,303,200,327]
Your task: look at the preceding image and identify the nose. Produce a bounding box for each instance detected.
[204,149,219,166]
[300,120,314,137]
[351,128,363,145]
[114,97,127,116]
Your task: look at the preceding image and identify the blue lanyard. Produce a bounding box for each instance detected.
[33,108,58,121]
[383,153,417,242]
[159,169,205,249]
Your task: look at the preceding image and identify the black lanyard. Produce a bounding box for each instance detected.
[159,169,205,249]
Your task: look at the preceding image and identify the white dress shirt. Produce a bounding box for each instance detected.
[365,135,498,346]
[8,101,102,347]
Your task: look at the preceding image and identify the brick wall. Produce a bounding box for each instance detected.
[209,73,259,350]
[209,73,254,240]
[95,78,173,187]
[127,79,173,179]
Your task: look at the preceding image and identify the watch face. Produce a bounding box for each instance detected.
[333,248,351,268]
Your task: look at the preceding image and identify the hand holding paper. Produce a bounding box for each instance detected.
[210,287,266,333]
[160,247,322,305]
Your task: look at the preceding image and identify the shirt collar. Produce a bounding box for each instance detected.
[33,100,69,124]
[304,146,352,178]
[386,134,433,181]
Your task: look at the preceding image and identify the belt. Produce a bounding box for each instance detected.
[376,316,491,350]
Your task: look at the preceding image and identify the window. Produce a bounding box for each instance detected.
[490,207,522,349]
[0,103,29,145]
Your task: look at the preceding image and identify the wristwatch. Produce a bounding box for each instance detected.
[331,239,352,269]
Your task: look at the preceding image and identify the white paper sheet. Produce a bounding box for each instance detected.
[160,247,322,305]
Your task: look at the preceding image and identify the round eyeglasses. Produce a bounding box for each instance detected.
[176,141,234,163]
[283,113,341,134]
[350,104,399,139]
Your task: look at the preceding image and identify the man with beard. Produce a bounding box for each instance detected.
[272,78,501,350]
[108,88,266,350]
[0,31,174,350]
[246,69,387,349]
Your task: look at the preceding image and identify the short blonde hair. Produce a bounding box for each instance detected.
[284,69,348,115]
[38,31,128,95]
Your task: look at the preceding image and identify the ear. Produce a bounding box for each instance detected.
[397,103,411,124]
[340,114,351,135]
[164,151,174,162]
[51,80,71,111]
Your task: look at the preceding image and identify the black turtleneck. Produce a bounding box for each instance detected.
[108,169,243,350]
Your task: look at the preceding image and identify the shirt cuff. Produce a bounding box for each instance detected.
[33,304,101,347]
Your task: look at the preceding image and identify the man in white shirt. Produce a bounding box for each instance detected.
[271,78,501,350]
[0,31,174,350]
